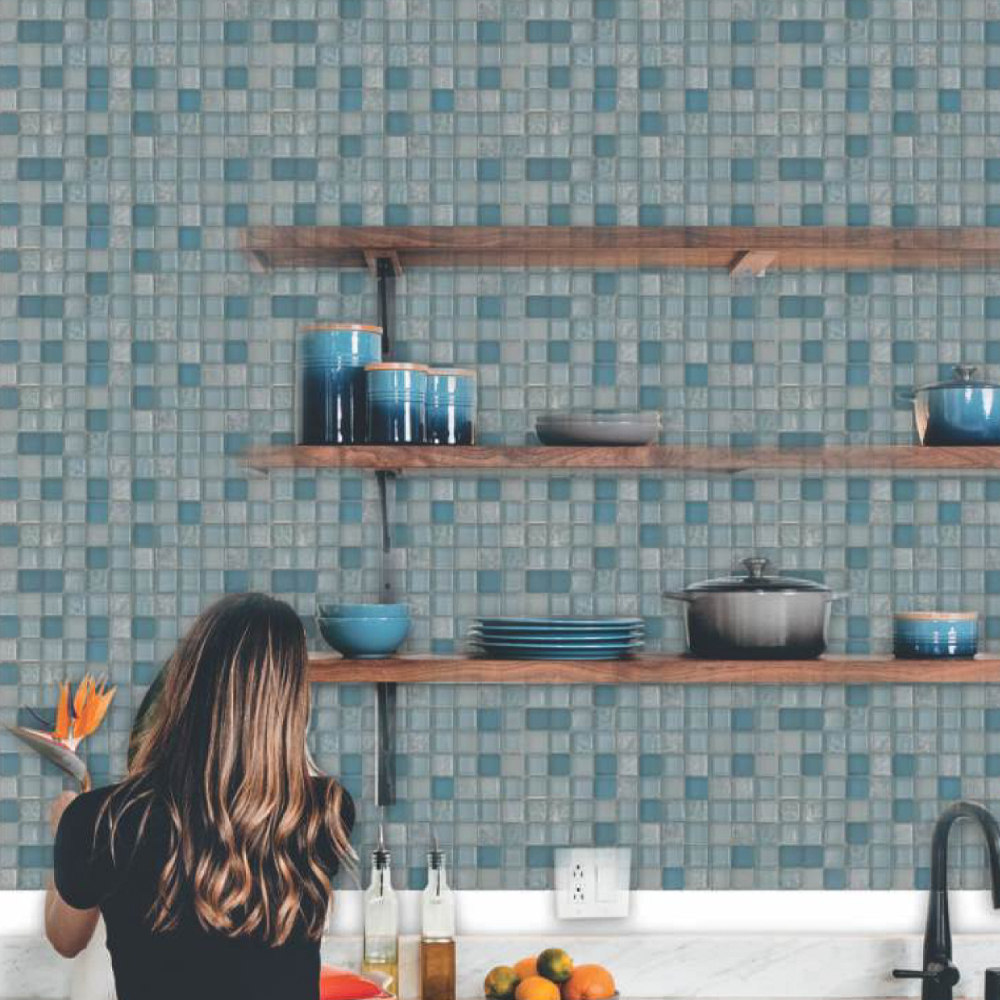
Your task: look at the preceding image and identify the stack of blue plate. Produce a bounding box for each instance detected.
[469,616,644,660]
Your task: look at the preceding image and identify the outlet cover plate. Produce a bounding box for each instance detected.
[553,847,631,920]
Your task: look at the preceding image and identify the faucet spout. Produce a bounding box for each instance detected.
[894,801,1000,1000]
[929,800,1000,908]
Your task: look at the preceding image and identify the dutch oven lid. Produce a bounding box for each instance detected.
[683,557,832,593]
[917,365,1000,392]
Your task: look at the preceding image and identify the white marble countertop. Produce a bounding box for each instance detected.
[4,931,998,1000]
[6,890,1000,1000]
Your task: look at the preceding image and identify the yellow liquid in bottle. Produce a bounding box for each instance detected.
[361,957,399,997]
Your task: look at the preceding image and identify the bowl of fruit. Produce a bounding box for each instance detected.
[485,949,617,1000]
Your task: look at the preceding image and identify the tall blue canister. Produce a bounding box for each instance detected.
[297,324,382,444]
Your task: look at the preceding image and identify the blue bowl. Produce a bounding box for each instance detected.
[894,613,978,659]
[316,615,410,659]
[317,601,409,618]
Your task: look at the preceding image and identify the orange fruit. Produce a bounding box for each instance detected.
[561,965,616,1000]
[537,949,574,985]
[514,958,538,981]
[516,977,561,1000]
[485,967,520,1000]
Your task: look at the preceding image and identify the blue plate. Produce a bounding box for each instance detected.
[471,648,641,661]
[472,628,643,640]
[472,641,643,652]
[472,622,643,632]
[475,616,643,628]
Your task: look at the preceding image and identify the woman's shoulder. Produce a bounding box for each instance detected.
[60,780,169,860]
[59,783,121,838]
[53,783,133,909]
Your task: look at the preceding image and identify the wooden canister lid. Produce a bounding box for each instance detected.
[364,362,430,371]
[427,367,478,378]
[301,323,383,334]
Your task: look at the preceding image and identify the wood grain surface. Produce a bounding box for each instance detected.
[307,654,1000,684]
[242,225,1000,271]
[246,444,1000,472]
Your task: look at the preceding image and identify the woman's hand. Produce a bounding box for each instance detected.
[49,791,78,836]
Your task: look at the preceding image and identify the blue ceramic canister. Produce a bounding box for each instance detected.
[911,365,1000,446]
[365,363,429,444]
[425,368,477,445]
[893,612,978,659]
[296,324,382,445]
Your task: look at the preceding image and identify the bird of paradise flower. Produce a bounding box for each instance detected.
[3,675,116,791]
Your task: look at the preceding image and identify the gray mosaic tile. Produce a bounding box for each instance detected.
[4,0,1000,889]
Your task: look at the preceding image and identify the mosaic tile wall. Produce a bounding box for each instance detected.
[6,0,1000,889]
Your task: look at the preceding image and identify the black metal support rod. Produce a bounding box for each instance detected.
[374,470,397,805]
[374,256,398,807]
[375,681,397,807]
[375,470,396,603]
[376,257,395,358]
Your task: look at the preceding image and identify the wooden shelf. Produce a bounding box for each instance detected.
[242,225,1000,273]
[308,654,1000,684]
[247,444,1000,473]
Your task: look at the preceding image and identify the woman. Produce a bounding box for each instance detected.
[45,593,355,1000]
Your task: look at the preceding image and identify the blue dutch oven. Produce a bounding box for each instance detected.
[911,365,1000,446]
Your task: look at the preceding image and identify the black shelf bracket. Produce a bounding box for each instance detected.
[373,254,400,358]
[375,679,397,807]
[372,253,400,808]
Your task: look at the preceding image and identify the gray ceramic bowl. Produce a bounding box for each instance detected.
[317,615,410,659]
[536,416,661,446]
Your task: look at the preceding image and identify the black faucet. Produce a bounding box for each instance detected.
[893,801,1000,1000]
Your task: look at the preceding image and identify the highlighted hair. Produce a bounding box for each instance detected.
[101,594,354,944]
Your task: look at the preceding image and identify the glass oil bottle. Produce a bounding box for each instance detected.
[420,847,456,1000]
[362,833,399,996]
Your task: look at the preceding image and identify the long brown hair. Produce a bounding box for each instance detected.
[102,593,354,944]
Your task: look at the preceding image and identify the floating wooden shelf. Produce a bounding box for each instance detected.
[242,225,1000,273]
[247,444,1000,473]
[308,654,1000,684]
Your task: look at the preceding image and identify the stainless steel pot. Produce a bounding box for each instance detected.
[663,557,846,659]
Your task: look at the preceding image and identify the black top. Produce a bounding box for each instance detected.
[54,780,355,1000]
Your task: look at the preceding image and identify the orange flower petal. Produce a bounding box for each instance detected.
[72,680,116,741]
[53,681,71,741]
[72,675,91,721]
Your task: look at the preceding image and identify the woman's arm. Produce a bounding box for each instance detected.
[45,791,100,958]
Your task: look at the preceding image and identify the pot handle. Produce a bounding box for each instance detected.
[830,591,850,602]
[895,388,916,405]
[662,591,694,604]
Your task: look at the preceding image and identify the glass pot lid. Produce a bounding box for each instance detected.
[683,557,832,593]
[917,365,1000,392]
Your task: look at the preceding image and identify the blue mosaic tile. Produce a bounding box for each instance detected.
[4,1,1000,892]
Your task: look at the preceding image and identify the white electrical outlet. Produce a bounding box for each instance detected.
[554,847,631,920]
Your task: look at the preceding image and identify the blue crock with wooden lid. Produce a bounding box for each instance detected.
[297,323,382,445]
[426,368,477,445]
